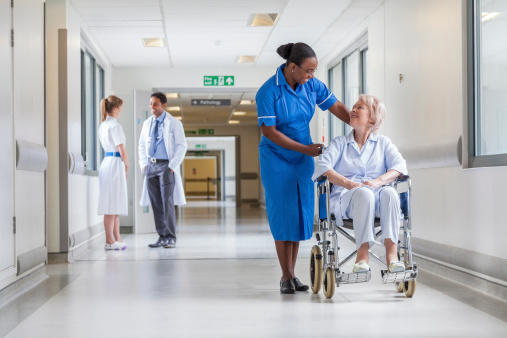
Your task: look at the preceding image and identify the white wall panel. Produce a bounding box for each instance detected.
[315,0,507,261]
[13,0,46,256]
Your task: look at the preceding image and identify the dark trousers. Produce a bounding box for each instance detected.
[146,161,176,240]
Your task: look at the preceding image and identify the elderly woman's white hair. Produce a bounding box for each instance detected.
[358,94,385,132]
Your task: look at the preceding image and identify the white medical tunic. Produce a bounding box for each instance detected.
[312,131,407,225]
[98,116,128,215]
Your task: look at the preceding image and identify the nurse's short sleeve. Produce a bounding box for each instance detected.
[312,78,338,111]
[110,124,126,146]
[255,84,277,127]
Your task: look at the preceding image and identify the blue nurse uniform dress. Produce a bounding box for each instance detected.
[256,64,338,241]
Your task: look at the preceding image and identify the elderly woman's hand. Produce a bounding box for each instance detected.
[363,177,383,189]
[346,180,364,190]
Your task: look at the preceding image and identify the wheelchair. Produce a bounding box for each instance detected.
[309,175,418,299]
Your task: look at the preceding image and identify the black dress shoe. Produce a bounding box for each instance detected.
[163,238,176,248]
[148,236,169,248]
[293,278,309,292]
[280,279,295,294]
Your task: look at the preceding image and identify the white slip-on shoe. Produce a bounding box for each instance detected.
[116,241,127,250]
[388,261,405,273]
[352,261,370,273]
[104,242,123,250]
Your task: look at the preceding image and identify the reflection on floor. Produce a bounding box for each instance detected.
[1,201,507,337]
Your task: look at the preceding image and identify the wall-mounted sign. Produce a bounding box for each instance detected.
[197,129,214,135]
[195,144,207,149]
[191,99,231,106]
[204,76,234,86]
[185,130,197,135]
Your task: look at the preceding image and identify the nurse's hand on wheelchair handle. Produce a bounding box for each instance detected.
[305,143,324,157]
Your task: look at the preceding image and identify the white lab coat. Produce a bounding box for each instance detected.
[139,113,187,206]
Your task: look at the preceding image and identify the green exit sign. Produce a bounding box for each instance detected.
[198,129,214,135]
[195,144,207,149]
[204,76,234,86]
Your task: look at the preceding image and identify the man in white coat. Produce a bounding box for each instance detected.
[139,92,187,248]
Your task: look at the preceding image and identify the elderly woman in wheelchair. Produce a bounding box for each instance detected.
[310,94,417,298]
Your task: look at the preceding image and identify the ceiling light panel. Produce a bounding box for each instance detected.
[247,13,279,27]
[142,38,165,47]
[235,55,256,63]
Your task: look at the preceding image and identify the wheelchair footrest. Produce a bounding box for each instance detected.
[337,271,372,284]
[380,269,418,284]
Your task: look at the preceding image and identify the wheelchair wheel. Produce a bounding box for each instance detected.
[323,267,336,299]
[395,282,404,293]
[403,280,416,298]
[310,246,323,293]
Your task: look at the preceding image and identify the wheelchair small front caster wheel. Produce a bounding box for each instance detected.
[395,282,404,293]
[403,280,416,298]
[323,267,336,299]
[310,245,323,293]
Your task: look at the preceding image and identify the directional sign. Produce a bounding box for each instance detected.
[191,99,231,106]
[204,76,234,86]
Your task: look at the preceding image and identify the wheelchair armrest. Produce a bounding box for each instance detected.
[315,175,328,183]
[395,174,410,183]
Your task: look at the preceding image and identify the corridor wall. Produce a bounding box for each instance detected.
[315,0,507,288]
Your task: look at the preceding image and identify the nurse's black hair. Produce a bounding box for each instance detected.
[276,42,316,67]
[151,92,167,105]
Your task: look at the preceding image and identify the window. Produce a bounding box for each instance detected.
[328,35,368,139]
[469,0,507,167]
[80,48,106,172]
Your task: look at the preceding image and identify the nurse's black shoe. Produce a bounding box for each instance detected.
[293,278,309,291]
[280,279,295,294]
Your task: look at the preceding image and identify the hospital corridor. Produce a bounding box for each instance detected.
[1,0,507,337]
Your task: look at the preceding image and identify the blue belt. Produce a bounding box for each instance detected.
[106,152,121,157]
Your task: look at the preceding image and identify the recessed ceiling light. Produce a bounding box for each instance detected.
[247,13,279,27]
[228,120,240,124]
[168,106,180,111]
[141,38,165,47]
[235,55,256,63]
[165,93,179,98]
[240,100,254,105]
[233,111,246,116]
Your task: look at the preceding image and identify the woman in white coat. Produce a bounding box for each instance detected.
[98,95,128,250]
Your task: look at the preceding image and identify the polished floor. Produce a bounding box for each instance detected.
[1,201,507,337]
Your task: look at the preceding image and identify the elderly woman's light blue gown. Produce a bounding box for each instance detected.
[256,64,337,241]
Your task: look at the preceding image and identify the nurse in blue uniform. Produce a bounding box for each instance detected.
[256,42,350,294]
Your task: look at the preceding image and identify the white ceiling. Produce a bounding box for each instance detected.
[72,0,384,126]
[72,0,384,68]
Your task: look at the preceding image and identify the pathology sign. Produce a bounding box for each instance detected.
[204,75,234,86]
[191,99,231,106]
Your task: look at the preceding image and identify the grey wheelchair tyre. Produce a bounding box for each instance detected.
[403,280,416,297]
[310,246,323,293]
[323,267,336,299]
